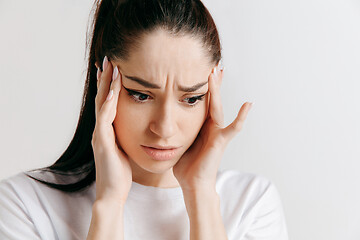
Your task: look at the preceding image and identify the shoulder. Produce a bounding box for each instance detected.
[216,169,275,198]
[0,171,50,213]
[216,169,289,239]
[0,170,53,201]
[216,169,284,211]
[0,171,95,239]
[0,170,95,211]
[0,172,34,199]
[0,172,43,239]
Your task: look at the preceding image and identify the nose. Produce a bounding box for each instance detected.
[149,100,177,139]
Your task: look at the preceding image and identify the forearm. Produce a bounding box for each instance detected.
[183,187,228,240]
[86,199,125,240]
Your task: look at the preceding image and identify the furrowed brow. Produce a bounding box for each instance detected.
[124,75,208,92]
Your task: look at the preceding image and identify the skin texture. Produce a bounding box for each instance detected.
[111,29,214,188]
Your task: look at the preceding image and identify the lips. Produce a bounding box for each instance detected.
[144,145,180,150]
[141,145,180,161]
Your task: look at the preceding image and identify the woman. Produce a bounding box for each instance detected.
[0,0,288,239]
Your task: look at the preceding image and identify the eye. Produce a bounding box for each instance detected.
[182,94,206,107]
[123,86,206,107]
[125,88,151,103]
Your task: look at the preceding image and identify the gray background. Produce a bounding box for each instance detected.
[1,0,359,239]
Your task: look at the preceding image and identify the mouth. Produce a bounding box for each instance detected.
[143,144,180,150]
[141,145,181,161]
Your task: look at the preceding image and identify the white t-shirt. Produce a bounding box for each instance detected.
[0,169,288,240]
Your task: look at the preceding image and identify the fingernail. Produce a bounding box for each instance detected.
[102,56,108,71]
[112,66,118,80]
[214,67,218,76]
[219,59,224,71]
[96,67,101,80]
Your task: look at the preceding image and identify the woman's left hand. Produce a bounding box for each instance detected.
[173,66,253,192]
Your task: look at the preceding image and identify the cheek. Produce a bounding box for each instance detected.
[114,90,146,124]
[194,94,210,126]
[180,100,208,140]
[113,93,146,149]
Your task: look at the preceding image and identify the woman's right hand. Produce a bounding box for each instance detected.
[91,56,132,203]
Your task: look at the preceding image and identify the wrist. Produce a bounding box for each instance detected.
[93,198,126,213]
[182,186,220,208]
[88,198,125,240]
[95,191,128,205]
[181,184,217,196]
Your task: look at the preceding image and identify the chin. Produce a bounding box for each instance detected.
[139,162,176,174]
[130,154,179,174]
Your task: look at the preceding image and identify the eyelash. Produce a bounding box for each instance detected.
[124,88,206,107]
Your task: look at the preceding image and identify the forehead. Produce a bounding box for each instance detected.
[115,29,213,86]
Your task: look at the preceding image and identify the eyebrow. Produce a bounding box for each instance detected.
[124,75,208,92]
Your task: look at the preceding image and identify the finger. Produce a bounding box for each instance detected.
[99,66,122,124]
[219,68,224,83]
[95,56,113,116]
[222,102,253,141]
[95,61,102,89]
[208,66,224,128]
[96,67,101,89]
[94,67,124,156]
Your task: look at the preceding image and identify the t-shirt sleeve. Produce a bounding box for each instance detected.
[0,180,42,240]
[242,181,289,240]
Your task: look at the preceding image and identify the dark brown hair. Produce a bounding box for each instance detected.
[26,0,222,193]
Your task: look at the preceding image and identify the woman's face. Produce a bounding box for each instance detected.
[111,29,216,185]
